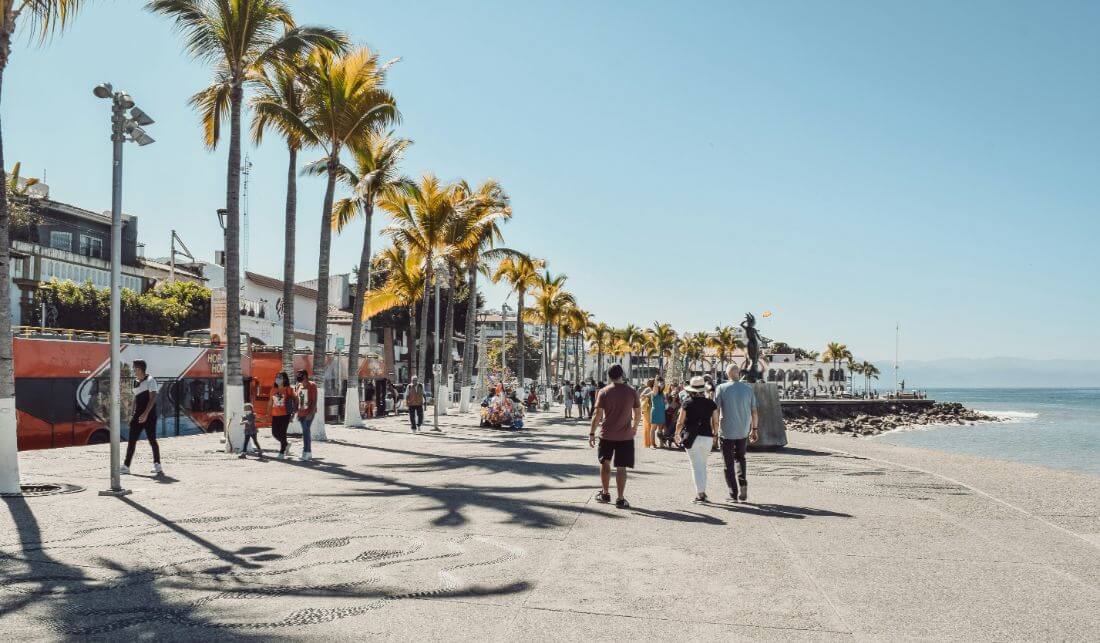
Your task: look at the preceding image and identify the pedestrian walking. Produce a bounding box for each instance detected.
[270,372,294,459]
[237,403,264,459]
[675,376,719,503]
[640,379,653,448]
[589,365,640,509]
[363,380,376,419]
[405,376,425,432]
[649,379,667,450]
[295,370,318,461]
[714,365,759,502]
[121,359,162,475]
[572,384,584,421]
[562,381,573,418]
[585,379,597,418]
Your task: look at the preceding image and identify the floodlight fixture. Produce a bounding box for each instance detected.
[129,107,155,126]
[217,208,228,231]
[93,83,113,99]
[118,93,134,109]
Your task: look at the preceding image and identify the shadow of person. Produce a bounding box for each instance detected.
[629,507,727,525]
[715,502,853,519]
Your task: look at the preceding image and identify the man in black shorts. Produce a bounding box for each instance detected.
[589,364,640,508]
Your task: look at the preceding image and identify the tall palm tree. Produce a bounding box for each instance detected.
[650,322,678,378]
[442,179,511,387]
[294,47,397,415]
[329,132,410,424]
[381,173,454,383]
[707,325,743,378]
[490,254,542,387]
[1,0,88,493]
[618,324,643,383]
[586,322,614,380]
[149,0,344,446]
[361,245,424,382]
[526,271,573,392]
[563,306,591,384]
[249,54,316,374]
[822,342,853,389]
[858,360,880,393]
[455,185,513,389]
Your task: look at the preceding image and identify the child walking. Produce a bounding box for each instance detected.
[238,404,264,459]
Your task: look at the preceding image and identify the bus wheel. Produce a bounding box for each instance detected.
[208,420,224,434]
[88,430,110,445]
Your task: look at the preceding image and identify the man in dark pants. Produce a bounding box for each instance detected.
[405,376,425,432]
[713,365,758,501]
[121,359,162,475]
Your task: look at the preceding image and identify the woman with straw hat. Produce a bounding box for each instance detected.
[674,375,719,503]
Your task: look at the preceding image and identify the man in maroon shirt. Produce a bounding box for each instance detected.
[589,364,641,508]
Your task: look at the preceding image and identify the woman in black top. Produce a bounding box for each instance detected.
[675,376,719,503]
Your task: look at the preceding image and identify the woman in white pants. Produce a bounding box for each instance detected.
[675,376,720,503]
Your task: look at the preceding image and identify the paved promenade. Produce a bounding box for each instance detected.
[2,407,1098,641]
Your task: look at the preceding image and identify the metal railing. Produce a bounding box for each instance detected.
[13,325,213,347]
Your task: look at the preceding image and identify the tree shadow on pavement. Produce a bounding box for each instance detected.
[714,503,853,519]
[270,458,619,530]
[1,497,269,640]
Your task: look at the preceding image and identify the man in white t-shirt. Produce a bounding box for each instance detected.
[122,359,162,475]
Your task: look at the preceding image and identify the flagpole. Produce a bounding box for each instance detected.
[893,323,899,397]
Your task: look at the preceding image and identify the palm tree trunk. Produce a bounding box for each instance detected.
[280,146,297,374]
[556,324,563,387]
[416,255,432,383]
[460,263,477,386]
[343,198,373,426]
[406,305,417,381]
[0,65,20,493]
[310,157,340,436]
[598,345,604,381]
[516,289,525,386]
[442,271,457,383]
[223,83,245,452]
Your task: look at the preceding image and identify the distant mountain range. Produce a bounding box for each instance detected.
[868,358,1100,389]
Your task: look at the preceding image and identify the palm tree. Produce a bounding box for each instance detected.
[1,0,88,493]
[858,360,880,393]
[526,271,573,393]
[490,254,542,387]
[650,322,678,378]
[563,306,591,384]
[680,332,707,377]
[360,245,424,382]
[707,325,743,378]
[586,322,614,381]
[618,324,643,383]
[249,54,315,373]
[293,47,397,414]
[822,342,853,389]
[149,0,344,446]
[329,132,410,424]
[381,173,455,383]
[443,179,511,387]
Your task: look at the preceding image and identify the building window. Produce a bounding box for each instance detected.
[49,231,73,252]
[79,235,104,259]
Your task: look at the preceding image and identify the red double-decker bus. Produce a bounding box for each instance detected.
[12,328,382,451]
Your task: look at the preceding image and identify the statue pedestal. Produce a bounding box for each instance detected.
[750,382,787,450]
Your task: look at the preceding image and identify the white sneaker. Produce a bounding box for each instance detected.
[119,465,130,475]
[301,452,312,461]
[277,452,285,460]
[153,464,163,475]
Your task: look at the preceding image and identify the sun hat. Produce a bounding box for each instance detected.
[684,376,707,393]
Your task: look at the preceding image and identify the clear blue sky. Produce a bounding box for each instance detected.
[5,1,1098,361]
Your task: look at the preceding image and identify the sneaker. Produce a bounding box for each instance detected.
[238,453,247,459]
[301,452,312,462]
[153,464,163,475]
[277,452,285,460]
[119,465,130,475]
[729,491,739,502]
[596,491,611,504]
[693,494,707,504]
[615,497,630,509]
[739,487,748,502]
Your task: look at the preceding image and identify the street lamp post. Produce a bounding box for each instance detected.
[500,301,512,381]
[216,208,231,451]
[93,83,154,496]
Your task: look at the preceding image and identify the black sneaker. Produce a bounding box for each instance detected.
[739,487,748,502]
[615,498,630,509]
[693,494,708,504]
[596,491,611,503]
[729,491,739,502]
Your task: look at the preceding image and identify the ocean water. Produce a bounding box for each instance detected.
[870,388,1100,476]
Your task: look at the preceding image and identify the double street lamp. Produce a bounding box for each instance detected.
[93,82,154,496]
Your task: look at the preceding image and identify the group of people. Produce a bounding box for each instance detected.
[588,364,758,507]
[561,380,601,419]
[238,369,319,461]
